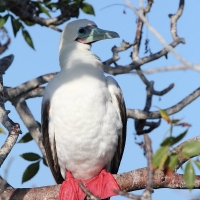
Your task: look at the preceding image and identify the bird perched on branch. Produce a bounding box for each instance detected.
[41,19,127,200]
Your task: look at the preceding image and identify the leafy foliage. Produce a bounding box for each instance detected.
[20,153,41,161]
[18,132,33,143]
[22,161,40,183]
[20,152,48,183]
[0,0,95,49]
[152,109,200,189]
[184,161,195,190]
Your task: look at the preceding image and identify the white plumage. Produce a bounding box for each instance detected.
[42,19,126,183]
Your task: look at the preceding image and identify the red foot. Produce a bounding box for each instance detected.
[59,169,120,200]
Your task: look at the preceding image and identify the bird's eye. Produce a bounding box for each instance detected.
[78,28,85,34]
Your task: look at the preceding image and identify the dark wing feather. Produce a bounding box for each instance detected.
[106,77,127,174]
[42,100,64,184]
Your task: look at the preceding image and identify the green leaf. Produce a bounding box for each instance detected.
[24,20,35,26]
[0,14,9,28]
[81,2,95,15]
[22,29,35,49]
[194,160,200,169]
[165,154,178,171]
[43,157,48,167]
[11,17,22,37]
[20,153,41,161]
[172,130,188,145]
[161,130,188,146]
[181,141,200,158]
[38,4,51,18]
[18,132,33,143]
[152,146,168,170]
[159,109,171,123]
[22,161,40,183]
[184,161,195,190]
[161,137,174,146]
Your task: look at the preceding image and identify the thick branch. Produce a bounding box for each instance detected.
[5,73,56,101]
[11,98,46,159]
[1,169,200,199]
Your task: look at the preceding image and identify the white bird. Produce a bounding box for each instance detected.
[41,19,126,199]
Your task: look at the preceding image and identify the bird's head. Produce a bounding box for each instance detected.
[59,19,119,52]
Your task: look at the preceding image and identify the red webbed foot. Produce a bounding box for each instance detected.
[59,169,120,200]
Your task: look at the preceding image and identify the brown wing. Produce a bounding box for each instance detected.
[42,100,64,184]
[106,77,127,174]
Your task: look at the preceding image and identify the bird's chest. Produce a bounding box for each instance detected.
[48,71,120,179]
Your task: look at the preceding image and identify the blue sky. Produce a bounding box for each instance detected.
[1,0,200,199]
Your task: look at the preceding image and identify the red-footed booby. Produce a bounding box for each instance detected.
[41,19,127,200]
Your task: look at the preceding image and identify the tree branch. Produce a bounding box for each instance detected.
[5,73,56,101]
[103,38,184,75]
[1,169,200,199]
[10,97,46,159]
[4,0,79,31]
[0,56,22,167]
[127,87,200,119]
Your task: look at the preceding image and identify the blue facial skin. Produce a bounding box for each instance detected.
[77,26,119,43]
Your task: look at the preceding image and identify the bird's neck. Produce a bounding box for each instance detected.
[59,42,102,70]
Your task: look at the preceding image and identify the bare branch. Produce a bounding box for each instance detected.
[2,169,200,199]
[103,38,184,75]
[23,87,44,100]
[130,64,200,75]
[11,98,46,159]
[5,73,57,101]
[78,181,100,200]
[115,190,141,200]
[169,0,184,40]
[0,55,14,74]
[127,87,200,119]
[0,124,21,167]
[103,40,134,66]
[0,55,22,167]
[125,0,192,70]
[131,0,153,60]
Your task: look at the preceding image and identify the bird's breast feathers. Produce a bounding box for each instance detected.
[44,68,122,180]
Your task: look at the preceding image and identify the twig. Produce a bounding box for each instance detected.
[115,190,141,200]
[130,64,200,74]
[169,0,184,40]
[143,135,153,199]
[127,87,200,119]
[125,0,192,69]
[103,40,134,66]
[78,181,100,200]
[131,0,153,60]
[103,38,184,75]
